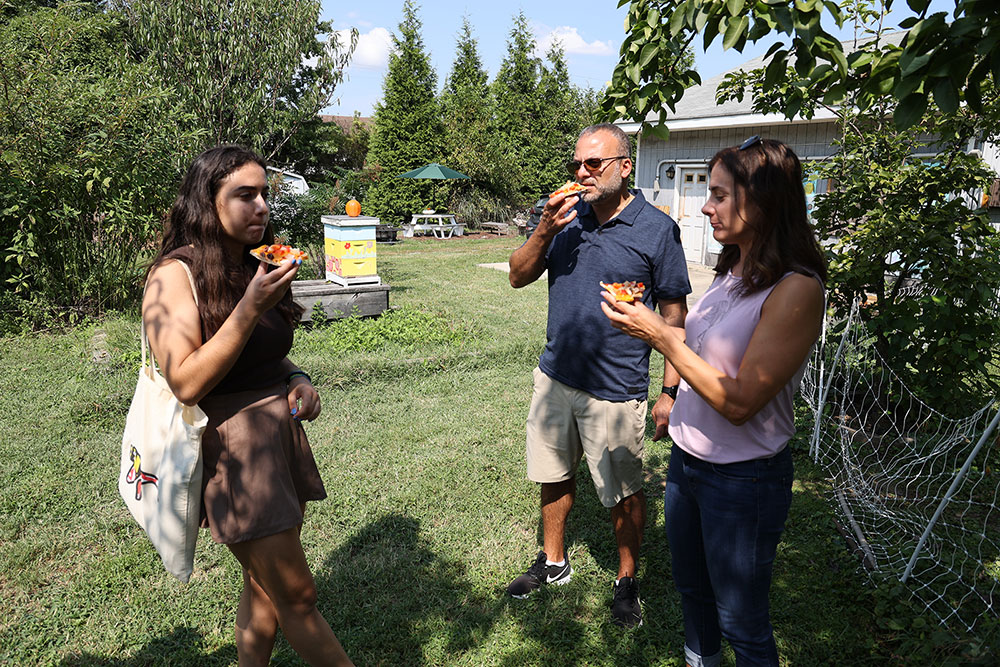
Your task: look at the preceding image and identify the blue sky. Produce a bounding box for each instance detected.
[320,0,955,118]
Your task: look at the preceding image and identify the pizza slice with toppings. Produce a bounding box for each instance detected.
[550,181,588,198]
[249,243,309,266]
[600,280,645,302]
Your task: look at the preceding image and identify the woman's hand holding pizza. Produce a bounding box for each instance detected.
[242,258,300,317]
[288,375,321,422]
[600,291,683,349]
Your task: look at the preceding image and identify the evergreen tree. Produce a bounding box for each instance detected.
[364,0,443,224]
[440,18,492,183]
[537,44,588,195]
[491,12,543,205]
[439,17,502,220]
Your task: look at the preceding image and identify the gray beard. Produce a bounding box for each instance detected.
[582,168,625,204]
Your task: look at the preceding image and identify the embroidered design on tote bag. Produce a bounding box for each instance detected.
[125,445,159,500]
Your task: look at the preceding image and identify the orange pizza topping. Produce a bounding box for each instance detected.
[249,243,308,266]
[600,280,645,302]
[550,181,588,198]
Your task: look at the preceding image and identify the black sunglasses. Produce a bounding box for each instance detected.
[739,135,762,151]
[565,155,628,174]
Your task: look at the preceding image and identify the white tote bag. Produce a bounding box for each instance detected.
[119,261,207,583]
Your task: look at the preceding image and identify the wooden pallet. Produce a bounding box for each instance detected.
[291,280,390,321]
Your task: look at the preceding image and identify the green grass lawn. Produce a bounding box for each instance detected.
[1,237,995,665]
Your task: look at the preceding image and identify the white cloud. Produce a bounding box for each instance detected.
[338,27,393,70]
[535,26,615,57]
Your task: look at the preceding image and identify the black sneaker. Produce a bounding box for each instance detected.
[610,576,642,627]
[506,551,572,599]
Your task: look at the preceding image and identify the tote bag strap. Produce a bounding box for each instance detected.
[141,259,199,374]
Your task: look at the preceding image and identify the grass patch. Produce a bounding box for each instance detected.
[2,236,997,665]
[299,306,472,354]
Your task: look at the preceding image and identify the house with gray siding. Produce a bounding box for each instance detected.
[617,35,1000,266]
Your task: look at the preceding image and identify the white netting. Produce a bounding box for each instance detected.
[802,300,1000,633]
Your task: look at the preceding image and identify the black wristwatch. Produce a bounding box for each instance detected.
[661,384,679,400]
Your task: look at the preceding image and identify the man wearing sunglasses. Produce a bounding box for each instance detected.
[506,123,690,628]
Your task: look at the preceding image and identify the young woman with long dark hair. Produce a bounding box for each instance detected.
[143,145,352,666]
[601,137,826,666]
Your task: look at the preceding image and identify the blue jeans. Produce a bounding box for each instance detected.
[664,444,793,667]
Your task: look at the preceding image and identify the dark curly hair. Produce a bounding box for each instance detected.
[148,145,302,337]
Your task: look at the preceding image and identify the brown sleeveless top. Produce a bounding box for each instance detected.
[165,247,293,396]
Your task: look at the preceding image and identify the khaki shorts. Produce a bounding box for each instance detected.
[526,367,647,508]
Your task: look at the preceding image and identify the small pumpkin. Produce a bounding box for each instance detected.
[345,199,361,217]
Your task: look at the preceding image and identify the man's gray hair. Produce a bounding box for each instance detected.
[579,123,630,159]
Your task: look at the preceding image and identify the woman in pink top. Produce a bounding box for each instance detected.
[602,137,826,667]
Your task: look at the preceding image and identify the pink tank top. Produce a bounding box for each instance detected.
[668,271,812,464]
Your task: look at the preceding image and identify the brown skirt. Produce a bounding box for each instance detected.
[198,382,327,544]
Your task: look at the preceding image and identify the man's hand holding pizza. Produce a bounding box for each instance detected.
[510,182,587,288]
[536,182,586,239]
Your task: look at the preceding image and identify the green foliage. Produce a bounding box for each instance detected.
[113,0,356,159]
[872,584,1000,664]
[439,18,505,225]
[272,113,371,182]
[449,187,517,229]
[490,13,545,205]
[537,45,592,194]
[606,0,1000,132]
[440,17,493,184]
[709,3,1000,411]
[0,4,202,326]
[490,14,598,206]
[269,183,339,249]
[812,106,1000,410]
[331,165,382,206]
[301,306,469,354]
[362,9,601,224]
[600,0,702,140]
[364,0,445,225]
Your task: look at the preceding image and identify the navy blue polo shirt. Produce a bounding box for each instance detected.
[538,189,690,401]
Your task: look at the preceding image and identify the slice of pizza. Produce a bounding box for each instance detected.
[550,181,588,198]
[600,280,646,302]
[249,244,309,266]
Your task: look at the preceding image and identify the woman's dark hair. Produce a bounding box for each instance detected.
[709,138,827,294]
[148,145,302,336]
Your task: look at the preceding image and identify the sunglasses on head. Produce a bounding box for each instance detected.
[739,135,762,151]
[565,155,628,175]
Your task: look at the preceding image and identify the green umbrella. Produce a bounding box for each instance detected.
[397,163,470,179]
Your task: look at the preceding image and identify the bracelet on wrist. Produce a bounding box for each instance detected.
[661,384,678,400]
[287,370,311,385]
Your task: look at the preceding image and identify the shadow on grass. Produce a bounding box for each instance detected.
[314,513,502,665]
[57,626,237,666]
[513,461,685,666]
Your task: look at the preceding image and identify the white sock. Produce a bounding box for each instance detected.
[545,558,566,567]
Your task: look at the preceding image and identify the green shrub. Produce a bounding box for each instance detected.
[299,306,469,354]
[270,183,337,249]
[0,5,202,327]
[814,112,1000,413]
[448,187,516,230]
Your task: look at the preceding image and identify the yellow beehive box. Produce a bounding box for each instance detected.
[322,215,381,286]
